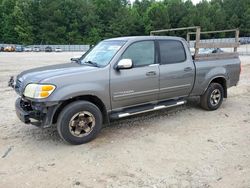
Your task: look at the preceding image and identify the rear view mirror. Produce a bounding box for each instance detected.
[116,59,132,70]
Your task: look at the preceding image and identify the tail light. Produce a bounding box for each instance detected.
[240,62,242,74]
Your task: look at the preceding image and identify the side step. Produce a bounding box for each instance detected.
[110,99,186,119]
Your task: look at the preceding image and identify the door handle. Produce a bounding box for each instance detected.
[146,71,156,76]
[184,67,192,72]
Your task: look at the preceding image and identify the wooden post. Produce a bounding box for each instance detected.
[186,33,190,47]
[150,26,199,35]
[194,27,201,58]
[234,29,239,52]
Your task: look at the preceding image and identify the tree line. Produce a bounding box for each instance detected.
[0,0,249,45]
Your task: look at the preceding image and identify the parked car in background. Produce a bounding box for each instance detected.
[212,48,223,53]
[240,37,250,45]
[55,47,62,52]
[33,46,40,52]
[45,46,52,52]
[15,45,24,52]
[4,46,15,52]
[24,46,32,52]
[199,48,223,54]
[0,46,4,51]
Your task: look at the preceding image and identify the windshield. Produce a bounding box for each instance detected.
[80,40,126,67]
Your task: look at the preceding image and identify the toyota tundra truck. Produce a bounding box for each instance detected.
[11,30,241,145]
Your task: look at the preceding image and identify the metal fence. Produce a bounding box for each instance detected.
[0,44,90,52]
[1,38,250,55]
[238,44,250,55]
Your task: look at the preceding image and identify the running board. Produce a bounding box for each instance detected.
[110,100,186,119]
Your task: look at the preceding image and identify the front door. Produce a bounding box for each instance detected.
[110,41,159,110]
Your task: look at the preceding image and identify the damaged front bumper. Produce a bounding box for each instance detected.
[9,76,59,128]
[15,97,59,128]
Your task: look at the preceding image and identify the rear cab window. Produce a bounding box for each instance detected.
[158,40,186,65]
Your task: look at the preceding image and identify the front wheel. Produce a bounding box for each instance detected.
[57,101,103,145]
[200,83,224,111]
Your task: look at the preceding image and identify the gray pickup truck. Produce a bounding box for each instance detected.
[12,36,241,144]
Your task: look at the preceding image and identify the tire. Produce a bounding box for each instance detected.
[200,83,224,111]
[57,101,103,145]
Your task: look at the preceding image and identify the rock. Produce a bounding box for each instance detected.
[217,177,222,181]
[1,146,13,158]
[75,181,80,186]
[48,163,55,167]
[207,139,215,143]
[235,165,243,171]
[37,166,47,172]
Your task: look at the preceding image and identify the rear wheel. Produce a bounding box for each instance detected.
[200,83,224,110]
[57,101,102,145]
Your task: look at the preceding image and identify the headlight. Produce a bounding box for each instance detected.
[23,84,56,99]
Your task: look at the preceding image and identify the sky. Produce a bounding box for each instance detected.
[191,0,204,4]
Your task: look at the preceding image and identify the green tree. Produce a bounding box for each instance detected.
[13,0,34,44]
[1,0,18,43]
[145,2,170,33]
[0,0,249,44]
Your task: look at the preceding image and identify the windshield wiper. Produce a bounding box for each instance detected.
[83,61,100,67]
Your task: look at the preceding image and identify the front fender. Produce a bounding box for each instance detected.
[48,83,111,110]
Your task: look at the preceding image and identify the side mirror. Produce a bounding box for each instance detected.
[116,59,133,70]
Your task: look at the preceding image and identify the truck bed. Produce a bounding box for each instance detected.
[191,57,241,96]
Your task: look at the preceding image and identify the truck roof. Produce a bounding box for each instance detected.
[105,36,185,42]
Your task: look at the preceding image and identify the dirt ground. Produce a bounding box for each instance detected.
[0,52,249,188]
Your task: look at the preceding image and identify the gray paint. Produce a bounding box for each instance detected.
[191,57,240,96]
[15,36,241,122]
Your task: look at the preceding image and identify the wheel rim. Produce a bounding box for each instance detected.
[69,111,96,137]
[210,89,221,106]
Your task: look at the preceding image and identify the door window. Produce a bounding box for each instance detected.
[159,40,186,64]
[121,41,155,67]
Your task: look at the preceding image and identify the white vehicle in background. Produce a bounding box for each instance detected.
[24,46,32,52]
[55,47,62,52]
[33,46,40,52]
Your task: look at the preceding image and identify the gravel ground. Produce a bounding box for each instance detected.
[0,52,249,188]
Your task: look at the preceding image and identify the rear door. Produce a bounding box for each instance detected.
[110,40,159,110]
[158,40,195,100]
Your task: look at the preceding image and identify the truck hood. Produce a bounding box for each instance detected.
[18,63,96,81]
[16,63,96,93]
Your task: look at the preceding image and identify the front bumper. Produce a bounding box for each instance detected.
[15,98,31,124]
[15,97,58,128]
